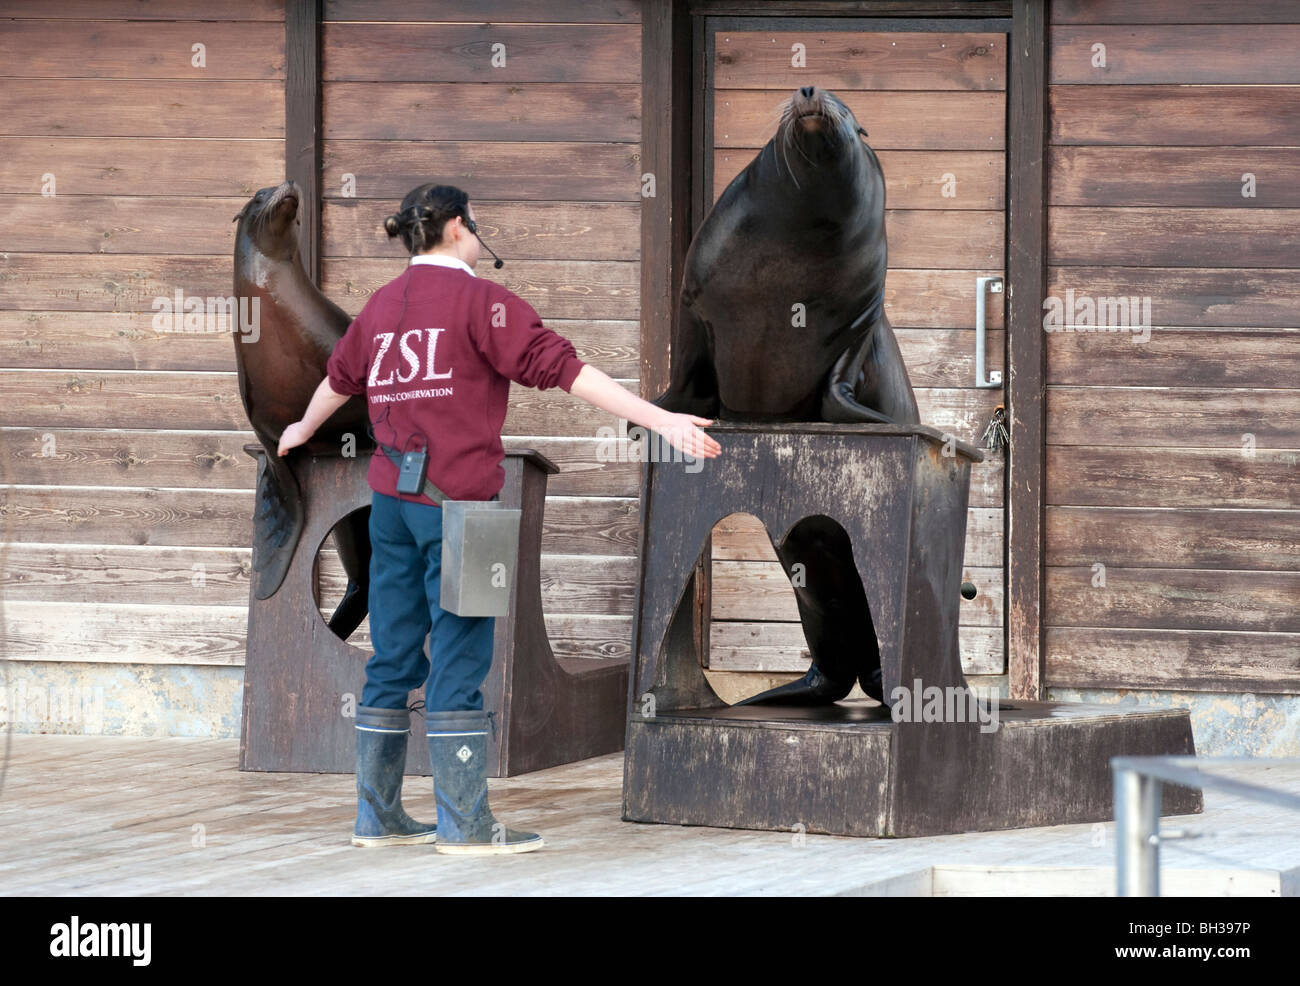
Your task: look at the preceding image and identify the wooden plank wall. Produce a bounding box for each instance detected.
[317,0,644,664]
[701,27,1009,683]
[0,1,286,692]
[1044,0,1300,695]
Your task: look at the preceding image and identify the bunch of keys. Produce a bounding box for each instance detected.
[981,404,1008,451]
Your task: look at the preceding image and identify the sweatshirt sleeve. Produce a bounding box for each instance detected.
[471,288,587,392]
[325,299,371,397]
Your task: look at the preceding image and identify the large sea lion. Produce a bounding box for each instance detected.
[653,85,920,706]
[232,180,372,639]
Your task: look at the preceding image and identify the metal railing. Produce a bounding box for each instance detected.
[1111,756,1300,896]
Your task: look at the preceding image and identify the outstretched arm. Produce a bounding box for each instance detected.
[568,363,720,459]
[277,377,351,456]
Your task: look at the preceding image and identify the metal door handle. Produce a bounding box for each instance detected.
[975,275,1003,389]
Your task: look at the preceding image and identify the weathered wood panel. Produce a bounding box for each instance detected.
[1050,26,1300,85]
[709,621,1005,676]
[0,0,283,18]
[1051,0,1300,24]
[715,89,1005,149]
[713,32,1006,90]
[1045,568,1300,633]
[2,197,249,256]
[1045,627,1300,694]
[1050,147,1300,208]
[323,24,640,82]
[323,83,641,141]
[325,0,640,21]
[321,141,641,201]
[1049,208,1300,267]
[1045,267,1300,327]
[715,149,1004,209]
[0,138,282,196]
[1047,388,1300,448]
[712,508,1003,568]
[713,561,1004,627]
[0,82,285,138]
[1047,329,1300,388]
[1046,507,1300,571]
[1050,86,1300,145]
[1045,446,1300,509]
[2,486,641,556]
[0,21,284,79]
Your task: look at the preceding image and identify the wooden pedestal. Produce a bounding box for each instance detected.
[239,446,629,777]
[621,423,1201,836]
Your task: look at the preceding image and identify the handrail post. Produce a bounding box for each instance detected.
[1114,763,1162,897]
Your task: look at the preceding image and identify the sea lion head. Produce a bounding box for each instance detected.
[233,180,301,262]
[773,85,881,191]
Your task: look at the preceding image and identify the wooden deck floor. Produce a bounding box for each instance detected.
[1,735,1297,896]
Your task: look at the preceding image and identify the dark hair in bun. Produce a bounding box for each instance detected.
[384,184,470,255]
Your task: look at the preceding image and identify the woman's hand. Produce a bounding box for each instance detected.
[278,421,313,456]
[653,411,721,459]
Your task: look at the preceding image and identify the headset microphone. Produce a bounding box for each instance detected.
[464,216,505,269]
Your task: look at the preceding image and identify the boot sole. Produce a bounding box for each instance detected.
[351,832,439,847]
[434,838,544,855]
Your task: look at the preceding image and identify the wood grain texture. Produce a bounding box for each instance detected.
[714,89,1005,149]
[323,23,640,82]
[712,561,1004,627]
[2,485,640,556]
[1047,387,1300,448]
[323,83,640,141]
[709,621,1005,675]
[1047,328,1300,388]
[1049,208,1300,267]
[1050,26,1300,85]
[0,0,282,17]
[1049,147,1300,208]
[0,21,284,80]
[323,199,640,260]
[1,196,248,255]
[1045,567,1300,633]
[1045,446,1300,509]
[1007,0,1047,701]
[1046,506,1300,570]
[713,149,1005,208]
[320,141,641,201]
[1051,86,1300,146]
[1051,0,1300,24]
[324,0,641,21]
[0,82,285,138]
[713,31,1006,90]
[1045,626,1300,694]
[712,507,1003,567]
[1046,266,1300,327]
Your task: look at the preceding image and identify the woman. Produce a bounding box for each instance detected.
[277,183,720,855]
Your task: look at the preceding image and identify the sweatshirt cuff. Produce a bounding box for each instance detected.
[557,356,587,393]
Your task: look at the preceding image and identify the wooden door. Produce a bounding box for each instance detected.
[695,18,1010,698]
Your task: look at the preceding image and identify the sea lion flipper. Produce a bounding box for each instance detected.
[651,298,720,416]
[325,505,371,641]
[250,442,304,601]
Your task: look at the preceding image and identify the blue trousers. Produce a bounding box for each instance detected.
[360,490,496,712]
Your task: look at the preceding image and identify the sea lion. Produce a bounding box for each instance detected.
[653,85,920,706]
[232,180,372,639]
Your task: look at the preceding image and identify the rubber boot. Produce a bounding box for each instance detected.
[352,705,438,847]
[426,709,543,855]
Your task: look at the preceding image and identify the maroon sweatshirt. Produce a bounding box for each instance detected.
[325,254,586,507]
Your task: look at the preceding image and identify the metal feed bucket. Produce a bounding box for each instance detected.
[439,500,521,617]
